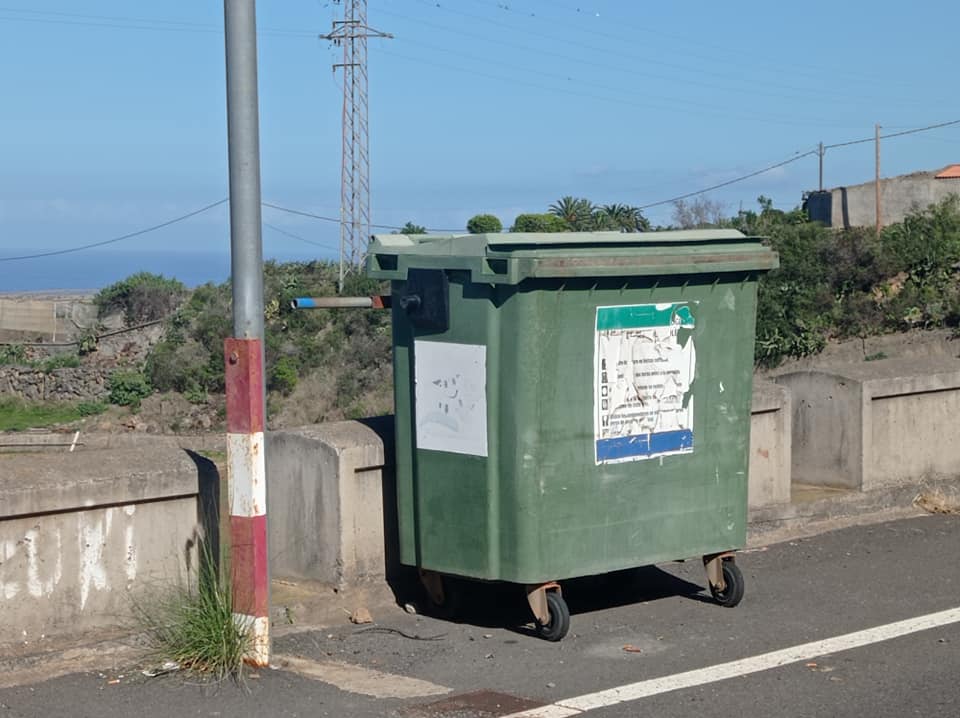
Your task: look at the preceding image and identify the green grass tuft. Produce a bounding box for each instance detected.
[133,548,251,681]
[0,398,96,431]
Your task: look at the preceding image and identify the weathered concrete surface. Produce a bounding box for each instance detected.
[749,380,791,508]
[0,431,225,455]
[0,297,98,342]
[267,418,392,590]
[775,357,960,491]
[807,168,960,228]
[0,448,212,644]
[267,396,792,593]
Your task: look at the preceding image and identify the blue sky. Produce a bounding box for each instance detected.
[2,1,960,286]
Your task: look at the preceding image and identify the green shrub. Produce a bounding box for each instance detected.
[467,213,503,234]
[77,328,100,355]
[39,353,81,372]
[95,272,186,326]
[510,213,570,233]
[77,401,107,416]
[268,356,299,396]
[881,196,960,282]
[183,386,208,405]
[754,221,833,366]
[108,370,152,408]
[0,344,27,365]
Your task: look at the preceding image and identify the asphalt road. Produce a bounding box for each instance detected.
[1,513,957,718]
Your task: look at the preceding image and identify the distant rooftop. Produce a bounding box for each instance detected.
[935,164,960,179]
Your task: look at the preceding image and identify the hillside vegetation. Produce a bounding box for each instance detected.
[7,194,950,433]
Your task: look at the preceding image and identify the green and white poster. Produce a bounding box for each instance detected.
[594,303,696,465]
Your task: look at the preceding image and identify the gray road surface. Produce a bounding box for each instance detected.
[1,513,957,718]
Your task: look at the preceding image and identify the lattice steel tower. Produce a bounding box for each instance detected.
[322,0,391,286]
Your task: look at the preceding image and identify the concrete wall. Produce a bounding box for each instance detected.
[0,298,98,342]
[808,170,960,229]
[775,357,960,491]
[266,398,792,588]
[0,448,214,644]
[267,418,392,589]
[774,370,863,489]
[749,380,792,507]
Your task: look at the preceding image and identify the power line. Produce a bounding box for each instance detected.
[0,199,228,262]
[476,0,919,92]
[377,48,851,130]
[376,10,876,128]
[0,7,316,36]
[263,201,354,225]
[637,152,818,211]
[263,201,461,233]
[637,118,960,210]
[4,115,959,264]
[402,0,918,110]
[825,119,960,149]
[263,222,339,250]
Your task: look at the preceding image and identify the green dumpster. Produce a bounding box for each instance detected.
[367,229,777,640]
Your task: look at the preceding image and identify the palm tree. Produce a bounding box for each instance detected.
[549,196,595,231]
[598,204,650,232]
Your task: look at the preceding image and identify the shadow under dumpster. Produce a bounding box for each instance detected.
[410,566,707,634]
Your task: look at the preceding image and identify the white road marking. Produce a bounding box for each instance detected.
[274,654,450,699]
[505,606,960,717]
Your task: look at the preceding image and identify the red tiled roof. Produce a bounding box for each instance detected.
[935,164,960,179]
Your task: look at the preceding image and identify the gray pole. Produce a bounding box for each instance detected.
[223,0,270,666]
[818,142,824,192]
[224,0,264,340]
[875,123,882,238]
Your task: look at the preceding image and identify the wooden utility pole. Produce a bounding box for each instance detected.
[875,124,882,238]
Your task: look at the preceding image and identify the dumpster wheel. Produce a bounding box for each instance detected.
[708,558,745,608]
[418,569,460,618]
[528,585,570,642]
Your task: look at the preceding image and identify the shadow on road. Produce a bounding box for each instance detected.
[409,565,707,634]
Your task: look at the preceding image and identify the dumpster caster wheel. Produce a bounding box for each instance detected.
[709,560,744,608]
[536,591,570,642]
[419,570,460,618]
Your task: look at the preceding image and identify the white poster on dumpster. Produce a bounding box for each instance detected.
[594,303,696,465]
[414,340,488,457]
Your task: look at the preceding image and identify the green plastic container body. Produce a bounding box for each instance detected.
[367,230,778,584]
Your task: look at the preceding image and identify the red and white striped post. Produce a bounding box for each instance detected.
[224,339,268,664]
[223,0,269,665]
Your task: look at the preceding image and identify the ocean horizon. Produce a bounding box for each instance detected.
[0,247,334,293]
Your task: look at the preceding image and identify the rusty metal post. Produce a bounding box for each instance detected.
[223,0,269,666]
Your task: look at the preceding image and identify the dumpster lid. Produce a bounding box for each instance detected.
[367,230,778,284]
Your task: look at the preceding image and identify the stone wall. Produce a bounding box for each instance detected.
[0,366,112,402]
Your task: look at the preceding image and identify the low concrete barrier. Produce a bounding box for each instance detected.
[0,448,215,644]
[267,418,393,590]
[266,395,792,588]
[749,380,792,508]
[775,357,960,491]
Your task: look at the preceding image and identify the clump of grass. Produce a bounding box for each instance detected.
[0,398,91,431]
[38,353,81,372]
[134,547,251,681]
[77,400,107,417]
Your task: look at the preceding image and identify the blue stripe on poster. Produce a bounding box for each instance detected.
[595,429,694,462]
